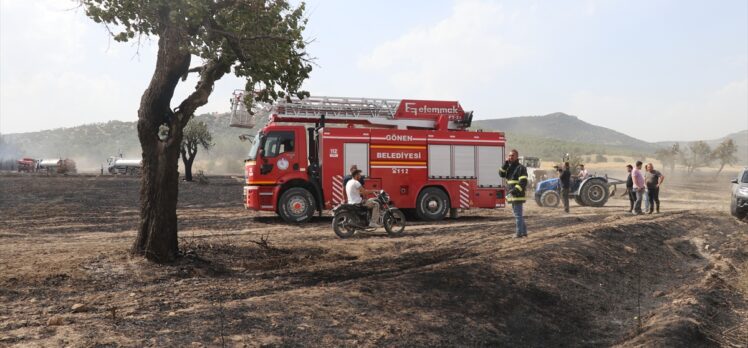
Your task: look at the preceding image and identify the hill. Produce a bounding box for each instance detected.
[2,112,744,172]
[473,112,656,153]
[2,113,249,173]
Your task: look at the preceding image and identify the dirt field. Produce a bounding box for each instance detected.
[1,173,746,347]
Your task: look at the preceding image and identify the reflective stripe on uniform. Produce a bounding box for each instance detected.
[515,184,523,192]
[507,180,519,184]
[507,196,526,202]
[518,176,528,180]
[499,168,507,173]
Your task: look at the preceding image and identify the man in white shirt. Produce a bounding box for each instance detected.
[577,164,589,180]
[345,169,380,227]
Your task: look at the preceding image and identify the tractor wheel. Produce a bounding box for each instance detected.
[574,195,585,206]
[540,190,560,208]
[580,180,609,207]
[535,194,544,207]
[278,187,316,223]
[416,187,450,221]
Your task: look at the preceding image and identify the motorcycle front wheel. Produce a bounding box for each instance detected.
[383,209,406,237]
[332,211,357,238]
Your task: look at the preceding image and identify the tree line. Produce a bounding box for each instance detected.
[654,139,738,175]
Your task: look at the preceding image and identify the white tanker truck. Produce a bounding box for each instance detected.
[107,156,142,175]
[38,158,77,174]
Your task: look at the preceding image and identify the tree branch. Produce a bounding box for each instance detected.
[174,59,231,129]
[181,66,204,81]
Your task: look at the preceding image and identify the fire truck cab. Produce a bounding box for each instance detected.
[231,92,506,223]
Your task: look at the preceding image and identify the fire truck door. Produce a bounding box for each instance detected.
[259,131,297,176]
[344,143,368,176]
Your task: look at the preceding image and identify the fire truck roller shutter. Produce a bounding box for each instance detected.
[453,146,475,178]
[477,146,503,187]
[428,145,451,178]
[344,143,369,177]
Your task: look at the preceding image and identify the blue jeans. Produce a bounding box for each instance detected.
[512,203,527,236]
[634,189,644,213]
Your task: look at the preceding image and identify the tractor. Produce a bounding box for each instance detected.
[534,175,624,208]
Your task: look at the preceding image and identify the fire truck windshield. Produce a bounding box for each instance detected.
[247,133,263,160]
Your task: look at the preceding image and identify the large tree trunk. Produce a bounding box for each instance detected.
[130,14,230,262]
[181,144,198,182]
[184,157,194,182]
[131,24,191,263]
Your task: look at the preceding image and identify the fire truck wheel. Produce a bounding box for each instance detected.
[278,187,316,223]
[416,187,450,221]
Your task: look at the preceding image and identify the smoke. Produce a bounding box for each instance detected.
[0,134,22,160]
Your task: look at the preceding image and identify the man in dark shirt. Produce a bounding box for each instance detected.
[645,163,665,213]
[624,164,635,212]
[559,162,571,213]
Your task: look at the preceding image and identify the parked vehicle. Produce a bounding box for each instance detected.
[38,158,76,174]
[730,167,748,219]
[107,156,142,175]
[332,190,406,238]
[534,175,624,208]
[519,156,547,188]
[230,92,507,223]
[17,158,38,172]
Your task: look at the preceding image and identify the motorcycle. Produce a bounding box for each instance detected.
[332,190,406,238]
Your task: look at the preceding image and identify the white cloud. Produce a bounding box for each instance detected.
[358,0,525,99]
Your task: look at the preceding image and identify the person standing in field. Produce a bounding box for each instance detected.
[645,163,665,213]
[559,162,571,213]
[623,164,636,212]
[632,161,645,215]
[500,149,529,238]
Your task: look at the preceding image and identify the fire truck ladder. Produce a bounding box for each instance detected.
[229,91,447,130]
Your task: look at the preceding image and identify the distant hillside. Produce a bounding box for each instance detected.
[473,112,656,153]
[3,113,249,173]
[3,112,744,172]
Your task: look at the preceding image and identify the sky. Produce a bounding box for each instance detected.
[0,0,746,142]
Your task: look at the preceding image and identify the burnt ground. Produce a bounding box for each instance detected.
[0,174,746,347]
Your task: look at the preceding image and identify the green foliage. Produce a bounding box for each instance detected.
[80,0,312,108]
[654,143,680,172]
[679,141,712,174]
[711,138,738,174]
[182,118,214,153]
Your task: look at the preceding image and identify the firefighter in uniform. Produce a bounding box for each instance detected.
[499,149,529,238]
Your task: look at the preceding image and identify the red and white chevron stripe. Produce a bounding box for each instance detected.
[332,175,344,204]
[459,181,470,208]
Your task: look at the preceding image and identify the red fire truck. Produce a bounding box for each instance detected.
[230,92,506,223]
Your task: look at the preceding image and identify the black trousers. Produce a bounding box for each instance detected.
[647,187,660,211]
[561,187,569,212]
[628,189,636,211]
